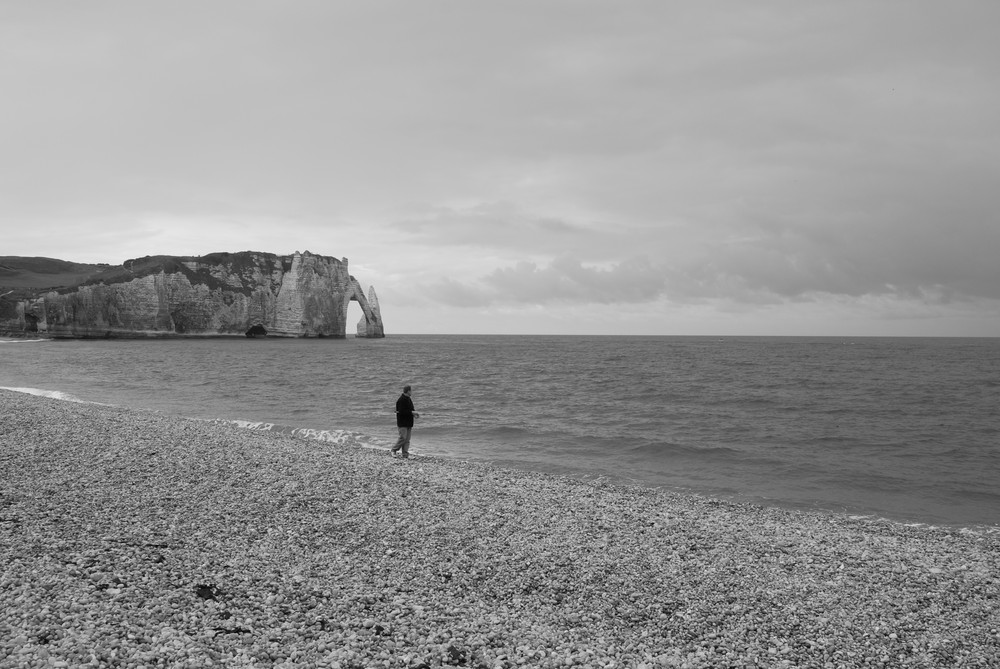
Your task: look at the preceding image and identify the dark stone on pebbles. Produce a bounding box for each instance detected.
[194,584,221,600]
[446,644,466,663]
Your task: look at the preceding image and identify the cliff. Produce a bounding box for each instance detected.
[0,251,385,339]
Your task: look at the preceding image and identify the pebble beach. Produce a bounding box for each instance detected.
[2,389,999,668]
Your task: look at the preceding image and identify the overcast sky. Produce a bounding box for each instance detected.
[3,2,999,335]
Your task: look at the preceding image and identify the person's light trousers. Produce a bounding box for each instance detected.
[392,427,412,456]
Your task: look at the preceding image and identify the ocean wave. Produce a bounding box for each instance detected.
[627,440,742,460]
[0,386,88,403]
[214,418,389,451]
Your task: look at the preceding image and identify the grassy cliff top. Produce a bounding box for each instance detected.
[0,257,110,295]
[0,251,298,297]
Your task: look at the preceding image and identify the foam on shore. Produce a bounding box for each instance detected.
[2,389,999,667]
[0,386,88,403]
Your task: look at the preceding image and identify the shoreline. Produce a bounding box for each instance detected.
[2,389,999,667]
[6,384,993,536]
[248,420,998,537]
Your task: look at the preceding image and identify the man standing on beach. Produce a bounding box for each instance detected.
[391,385,419,458]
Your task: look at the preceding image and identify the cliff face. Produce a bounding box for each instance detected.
[0,251,384,338]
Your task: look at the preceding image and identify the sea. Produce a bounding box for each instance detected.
[2,335,998,530]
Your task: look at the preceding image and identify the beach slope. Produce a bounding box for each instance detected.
[1,390,998,667]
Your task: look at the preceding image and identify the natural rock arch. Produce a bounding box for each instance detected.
[347,279,384,338]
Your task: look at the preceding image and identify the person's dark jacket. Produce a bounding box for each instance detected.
[396,393,415,428]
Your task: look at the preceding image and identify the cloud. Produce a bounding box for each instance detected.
[487,256,670,304]
[424,256,663,307]
[422,214,1000,312]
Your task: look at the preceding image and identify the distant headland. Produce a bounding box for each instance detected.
[0,251,384,339]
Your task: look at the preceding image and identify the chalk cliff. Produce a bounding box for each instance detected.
[0,251,385,338]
